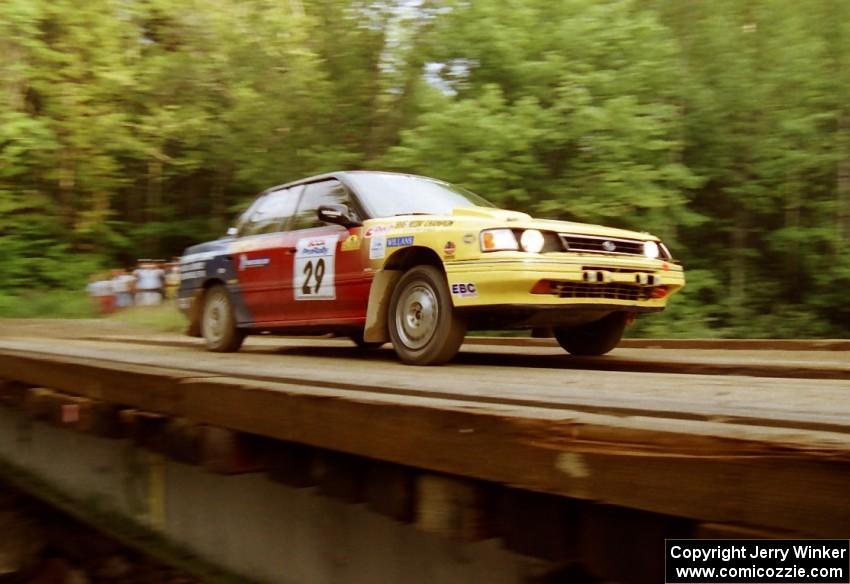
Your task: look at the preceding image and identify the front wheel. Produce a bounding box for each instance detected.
[388,266,466,365]
[553,312,627,356]
[201,285,245,352]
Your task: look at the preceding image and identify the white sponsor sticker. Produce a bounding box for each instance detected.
[238,254,270,270]
[369,234,386,260]
[294,235,338,300]
[364,225,390,238]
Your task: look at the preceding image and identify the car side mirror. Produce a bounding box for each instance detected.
[317,204,361,227]
[226,227,238,237]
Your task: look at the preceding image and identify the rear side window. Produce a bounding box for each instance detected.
[290,180,359,231]
[237,186,302,237]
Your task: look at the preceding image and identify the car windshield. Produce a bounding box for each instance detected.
[345,173,495,218]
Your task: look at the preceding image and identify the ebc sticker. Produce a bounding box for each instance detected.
[294,235,339,300]
[451,282,477,298]
[387,235,414,248]
[369,234,386,260]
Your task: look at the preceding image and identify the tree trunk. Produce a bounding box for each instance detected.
[146,158,163,254]
[58,149,75,229]
[730,205,748,323]
[837,113,849,249]
[209,169,228,235]
[785,191,801,302]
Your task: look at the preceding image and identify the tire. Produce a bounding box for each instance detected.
[350,330,384,350]
[201,285,245,352]
[388,265,466,365]
[553,312,627,356]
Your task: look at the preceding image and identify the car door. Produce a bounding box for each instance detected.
[230,186,301,324]
[275,179,372,326]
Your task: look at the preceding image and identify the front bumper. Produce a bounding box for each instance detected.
[444,255,685,311]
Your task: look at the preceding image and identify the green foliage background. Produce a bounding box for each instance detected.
[0,0,847,336]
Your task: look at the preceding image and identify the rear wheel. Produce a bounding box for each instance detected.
[553,312,627,356]
[388,265,466,365]
[201,285,245,352]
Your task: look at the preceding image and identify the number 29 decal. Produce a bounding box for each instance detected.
[301,258,325,295]
[294,235,338,300]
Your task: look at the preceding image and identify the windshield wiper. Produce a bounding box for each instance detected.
[393,212,433,216]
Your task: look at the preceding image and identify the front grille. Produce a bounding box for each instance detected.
[551,282,652,301]
[560,234,645,256]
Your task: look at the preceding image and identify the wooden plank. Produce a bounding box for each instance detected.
[163,377,850,537]
[498,489,581,562]
[579,504,694,584]
[119,409,168,452]
[266,442,316,488]
[22,388,94,432]
[0,379,29,408]
[465,337,850,351]
[415,474,496,541]
[313,451,368,504]
[163,418,203,465]
[0,353,184,412]
[22,387,54,421]
[199,427,268,475]
[1,352,849,536]
[87,402,125,439]
[694,522,802,539]
[365,462,415,523]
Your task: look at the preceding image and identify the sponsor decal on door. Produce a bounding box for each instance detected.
[294,235,339,300]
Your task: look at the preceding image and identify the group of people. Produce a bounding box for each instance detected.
[87,260,180,315]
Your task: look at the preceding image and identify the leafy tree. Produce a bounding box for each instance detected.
[0,0,847,335]
[384,0,700,234]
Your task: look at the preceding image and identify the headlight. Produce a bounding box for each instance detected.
[643,241,660,259]
[520,229,544,253]
[480,229,518,251]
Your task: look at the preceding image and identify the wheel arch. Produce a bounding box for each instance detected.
[383,246,444,272]
[363,246,446,343]
[187,277,228,336]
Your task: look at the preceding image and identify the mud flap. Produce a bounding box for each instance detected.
[364,269,402,343]
[186,289,205,337]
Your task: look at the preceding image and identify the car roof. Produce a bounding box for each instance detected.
[262,170,447,194]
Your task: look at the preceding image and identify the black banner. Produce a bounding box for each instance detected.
[666,540,849,584]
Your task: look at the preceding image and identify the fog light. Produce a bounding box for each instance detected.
[531,280,552,294]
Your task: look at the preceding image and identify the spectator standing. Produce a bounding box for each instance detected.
[164,259,180,301]
[133,261,166,306]
[111,269,136,309]
[86,274,115,315]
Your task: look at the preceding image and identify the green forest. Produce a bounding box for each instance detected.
[0,0,848,336]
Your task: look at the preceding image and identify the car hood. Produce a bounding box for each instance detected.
[182,238,231,258]
[447,207,657,241]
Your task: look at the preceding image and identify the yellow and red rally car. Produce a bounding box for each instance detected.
[178,171,684,365]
